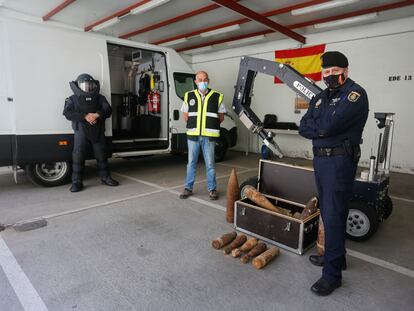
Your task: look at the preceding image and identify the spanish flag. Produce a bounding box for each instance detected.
[274,44,326,84]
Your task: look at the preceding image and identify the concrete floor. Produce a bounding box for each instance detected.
[0,151,413,311]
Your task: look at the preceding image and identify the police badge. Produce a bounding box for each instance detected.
[347,91,361,102]
[189,99,196,106]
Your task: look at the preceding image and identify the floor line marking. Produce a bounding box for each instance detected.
[115,173,414,278]
[5,168,256,228]
[113,168,255,191]
[5,189,165,227]
[346,248,414,278]
[216,162,255,170]
[168,168,256,190]
[0,235,49,311]
[113,173,227,212]
[390,195,414,204]
[4,174,414,282]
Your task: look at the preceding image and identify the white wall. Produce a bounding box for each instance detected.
[188,16,414,174]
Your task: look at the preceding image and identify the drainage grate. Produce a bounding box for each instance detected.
[13,219,48,232]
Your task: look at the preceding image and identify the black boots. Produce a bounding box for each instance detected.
[311,277,342,296]
[70,183,84,192]
[70,177,119,192]
[101,176,119,187]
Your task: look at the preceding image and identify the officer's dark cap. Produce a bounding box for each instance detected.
[321,51,348,68]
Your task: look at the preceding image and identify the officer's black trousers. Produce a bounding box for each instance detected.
[72,128,109,184]
[313,154,357,282]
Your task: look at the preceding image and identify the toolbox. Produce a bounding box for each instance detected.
[234,160,320,255]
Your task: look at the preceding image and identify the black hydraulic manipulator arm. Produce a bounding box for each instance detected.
[231,56,323,158]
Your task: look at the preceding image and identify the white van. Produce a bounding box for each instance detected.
[0,12,237,186]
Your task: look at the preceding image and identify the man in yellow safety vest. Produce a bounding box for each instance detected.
[179,71,226,200]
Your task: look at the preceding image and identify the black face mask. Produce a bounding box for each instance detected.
[323,73,345,89]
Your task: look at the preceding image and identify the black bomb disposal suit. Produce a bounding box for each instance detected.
[63,74,118,192]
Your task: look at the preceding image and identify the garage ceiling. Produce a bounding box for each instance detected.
[1,0,414,54]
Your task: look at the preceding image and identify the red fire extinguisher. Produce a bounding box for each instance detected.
[147,90,161,114]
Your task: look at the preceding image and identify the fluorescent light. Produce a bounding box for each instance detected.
[130,0,171,15]
[182,46,213,55]
[227,35,266,47]
[291,0,360,16]
[92,17,120,31]
[200,24,240,37]
[159,37,188,47]
[314,13,378,29]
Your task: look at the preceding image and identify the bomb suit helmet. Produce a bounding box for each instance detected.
[76,74,99,93]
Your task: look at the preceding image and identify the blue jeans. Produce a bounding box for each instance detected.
[184,136,216,192]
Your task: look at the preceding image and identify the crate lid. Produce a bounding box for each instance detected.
[258,160,317,205]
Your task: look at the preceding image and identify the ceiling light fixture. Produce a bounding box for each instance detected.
[314,12,378,29]
[291,0,360,16]
[130,0,171,16]
[227,35,266,46]
[159,37,188,47]
[200,24,240,37]
[182,46,213,54]
[92,17,120,31]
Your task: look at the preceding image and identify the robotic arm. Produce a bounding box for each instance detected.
[231,56,323,157]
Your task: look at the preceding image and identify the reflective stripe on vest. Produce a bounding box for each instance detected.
[184,89,223,137]
[205,112,218,118]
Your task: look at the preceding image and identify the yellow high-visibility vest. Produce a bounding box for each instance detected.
[184,89,223,137]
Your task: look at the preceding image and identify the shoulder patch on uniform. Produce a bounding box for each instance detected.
[347,91,361,102]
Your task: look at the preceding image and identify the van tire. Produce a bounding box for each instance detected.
[25,162,72,187]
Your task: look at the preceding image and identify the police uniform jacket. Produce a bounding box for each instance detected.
[299,78,369,147]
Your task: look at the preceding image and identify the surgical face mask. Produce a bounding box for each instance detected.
[197,81,208,92]
[323,73,345,89]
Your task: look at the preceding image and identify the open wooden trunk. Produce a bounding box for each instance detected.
[234,160,320,255]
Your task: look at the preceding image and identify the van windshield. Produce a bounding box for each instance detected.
[173,73,196,100]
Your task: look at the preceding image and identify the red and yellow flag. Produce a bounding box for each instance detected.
[274,44,326,84]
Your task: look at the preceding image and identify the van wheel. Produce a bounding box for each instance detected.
[25,162,71,187]
[240,177,258,199]
[215,136,228,162]
[346,201,378,241]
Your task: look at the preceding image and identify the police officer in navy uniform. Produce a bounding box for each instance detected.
[299,52,368,296]
[63,74,119,192]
